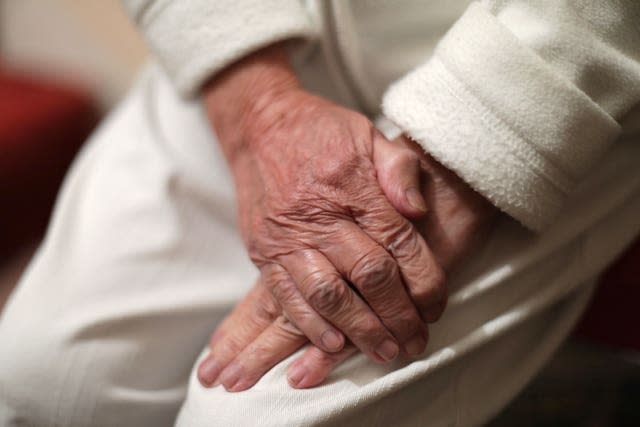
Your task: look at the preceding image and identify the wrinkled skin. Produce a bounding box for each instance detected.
[203,42,449,384]
[198,135,498,392]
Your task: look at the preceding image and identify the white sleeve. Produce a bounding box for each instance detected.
[382,0,640,231]
[121,0,316,97]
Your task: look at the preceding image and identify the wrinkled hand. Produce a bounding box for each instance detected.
[203,43,446,375]
[198,135,497,391]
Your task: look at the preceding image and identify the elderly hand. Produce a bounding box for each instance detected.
[203,42,447,378]
[198,135,497,391]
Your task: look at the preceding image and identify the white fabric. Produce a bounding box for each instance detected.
[121,0,316,96]
[121,0,640,230]
[382,0,640,231]
[1,63,640,426]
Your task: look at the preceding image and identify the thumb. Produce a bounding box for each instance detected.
[373,133,428,218]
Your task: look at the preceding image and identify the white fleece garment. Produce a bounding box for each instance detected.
[382,1,639,230]
[383,3,620,230]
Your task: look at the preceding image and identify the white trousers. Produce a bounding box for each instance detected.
[1,64,639,427]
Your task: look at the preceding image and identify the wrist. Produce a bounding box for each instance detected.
[203,42,301,161]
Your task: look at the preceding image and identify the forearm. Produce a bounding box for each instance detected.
[203,43,301,165]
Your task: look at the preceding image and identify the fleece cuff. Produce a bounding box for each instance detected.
[135,0,316,97]
[382,2,620,231]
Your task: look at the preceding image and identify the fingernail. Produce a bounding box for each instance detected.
[404,333,427,356]
[198,359,221,387]
[406,188,427,213]
[321,330,343,351]
[287,363,307,386]
[375,339,399,362]
[219,363,243,391]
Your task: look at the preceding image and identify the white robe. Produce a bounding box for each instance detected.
[1,1,639,426]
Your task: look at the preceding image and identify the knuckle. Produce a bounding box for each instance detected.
[423,300,447,323]
[313,153,366,189]
[351,316,384,340]
[248,341,269,360]
[306,346,343,368]
[304,273,350,314]
[219,335,248,356]
[413,267,447,306]
[385,221,418,253]
[285,303,315,327]
[389,148,420,170]
[253,292,281,322]
[429,266,447,300]
[308,349,337,367]
[274,315,304,338]
[268,273,297,304]
[301,270,329,291]
[351,252,398,296]
[392,310,421,333]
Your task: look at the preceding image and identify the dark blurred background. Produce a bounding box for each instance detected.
[0,2,638,425]
[0,0,145,302]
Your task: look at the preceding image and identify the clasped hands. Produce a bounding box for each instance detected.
[197,44,496,392]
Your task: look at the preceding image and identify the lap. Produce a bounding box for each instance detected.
[177,286,594,427]
[177,127,640,425]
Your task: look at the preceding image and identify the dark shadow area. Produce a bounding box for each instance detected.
[488,339,640,427]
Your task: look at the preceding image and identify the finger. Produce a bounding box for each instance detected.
[262,263,345,353]
[318,221,427,355]
[197,282,277,387]
[373,133,427,218]
[352,191,448,324]
[281,249,400,363]
[218,315,307,392]
[287,343,358,389]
